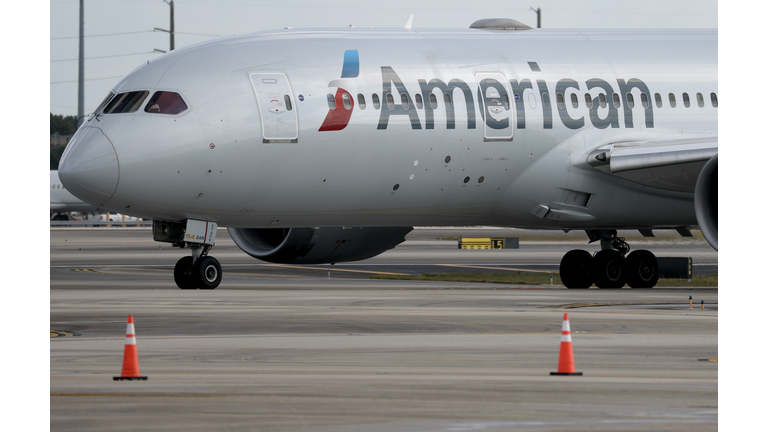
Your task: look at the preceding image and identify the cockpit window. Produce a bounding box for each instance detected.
[93,92,115,115]
[103,91,149,114]
[144,91,188,115]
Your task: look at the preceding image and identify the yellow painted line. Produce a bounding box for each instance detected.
[437,264,550,274]
[228,272,314,279]
[265,264,408,276]
[50,331,79,338]
[51,393,235,398]
[102,267,170,273]
[76,267,315,279]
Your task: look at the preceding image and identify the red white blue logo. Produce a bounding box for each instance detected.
[318,50,358,131]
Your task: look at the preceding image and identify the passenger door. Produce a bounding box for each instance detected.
[249,72,299,143]
[475,72,514,141]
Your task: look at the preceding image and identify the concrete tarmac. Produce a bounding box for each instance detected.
[51,227,717,431]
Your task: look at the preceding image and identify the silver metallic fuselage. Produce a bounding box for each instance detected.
[59,28,717,230]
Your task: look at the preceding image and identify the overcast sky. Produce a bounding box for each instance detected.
[49,0,718,117]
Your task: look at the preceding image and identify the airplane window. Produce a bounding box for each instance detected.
[571,93,579,108]
[528,93,537,109]
[598,93,606,109]
[357,94,366,110]
[372,93,380,109]
[612,93,621,108]
[585,93,593,109]
[696,92,705,107]
[429,94,438,109]
[654,93,663,108]
[144,91,188,115]
[641,93,649,109]
[284,95,293,111]
[683,92,690,108]
[400,93,409,110]
[444,94,453,110]
[669,93,677,108]
[710,92,718,108]
[485,85,500,99]
[326,93,336,110]
[386,93,395,110]
[503,94,510,110]
[626,93,635,109]
[104,91,149,114]
[415,94,423,109]
[342,92,352,110]
[542,92,550,110]
[556,93,565,109]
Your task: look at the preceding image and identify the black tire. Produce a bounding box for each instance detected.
[624,250,659,288]
[559,249,593,288]
[591,250,626,288]
[174,256,196,289]
[193,256,222,289]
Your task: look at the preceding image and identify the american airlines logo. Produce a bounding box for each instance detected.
[319,50,655,132]
[318,50,359,132]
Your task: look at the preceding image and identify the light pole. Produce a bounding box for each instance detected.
[77,0,85,127]
[154,0,175,52]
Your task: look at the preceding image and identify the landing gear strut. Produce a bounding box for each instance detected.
[154,219,223,290]
[559,230,659,289]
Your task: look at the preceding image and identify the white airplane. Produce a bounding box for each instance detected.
[58,19,717,290]
[50,170,98,219]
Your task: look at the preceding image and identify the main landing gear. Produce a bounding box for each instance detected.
[559,230,659,289]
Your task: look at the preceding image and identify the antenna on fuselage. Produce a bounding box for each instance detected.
[405,14,414,31]
[530,7,542,28]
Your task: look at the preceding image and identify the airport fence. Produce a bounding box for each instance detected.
[50,220,153,227]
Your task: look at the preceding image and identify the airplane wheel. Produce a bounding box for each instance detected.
[174,256,196,289]
[624,250,659,288]
[559,249,593,288]
[194,256,222,289]
[591,250,626,288]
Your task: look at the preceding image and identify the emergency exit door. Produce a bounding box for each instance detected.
[249,72,299,143]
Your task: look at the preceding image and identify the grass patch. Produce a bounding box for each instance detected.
[371,272,718,287]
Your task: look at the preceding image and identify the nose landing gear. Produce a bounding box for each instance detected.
[154,219,223,290]
[173,245,222,289]
[559,230,660,289]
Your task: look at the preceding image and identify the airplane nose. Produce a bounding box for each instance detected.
[59,126,119,206]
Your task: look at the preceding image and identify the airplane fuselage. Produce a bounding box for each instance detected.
[61,27,716,230]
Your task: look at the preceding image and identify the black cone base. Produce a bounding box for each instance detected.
[550,372,583,376]
[113,376,148,381]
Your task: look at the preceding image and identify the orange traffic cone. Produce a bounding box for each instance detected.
[550,313,583,376]
[113,315,148,381]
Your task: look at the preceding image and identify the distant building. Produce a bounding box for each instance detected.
[51,133,73,146]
